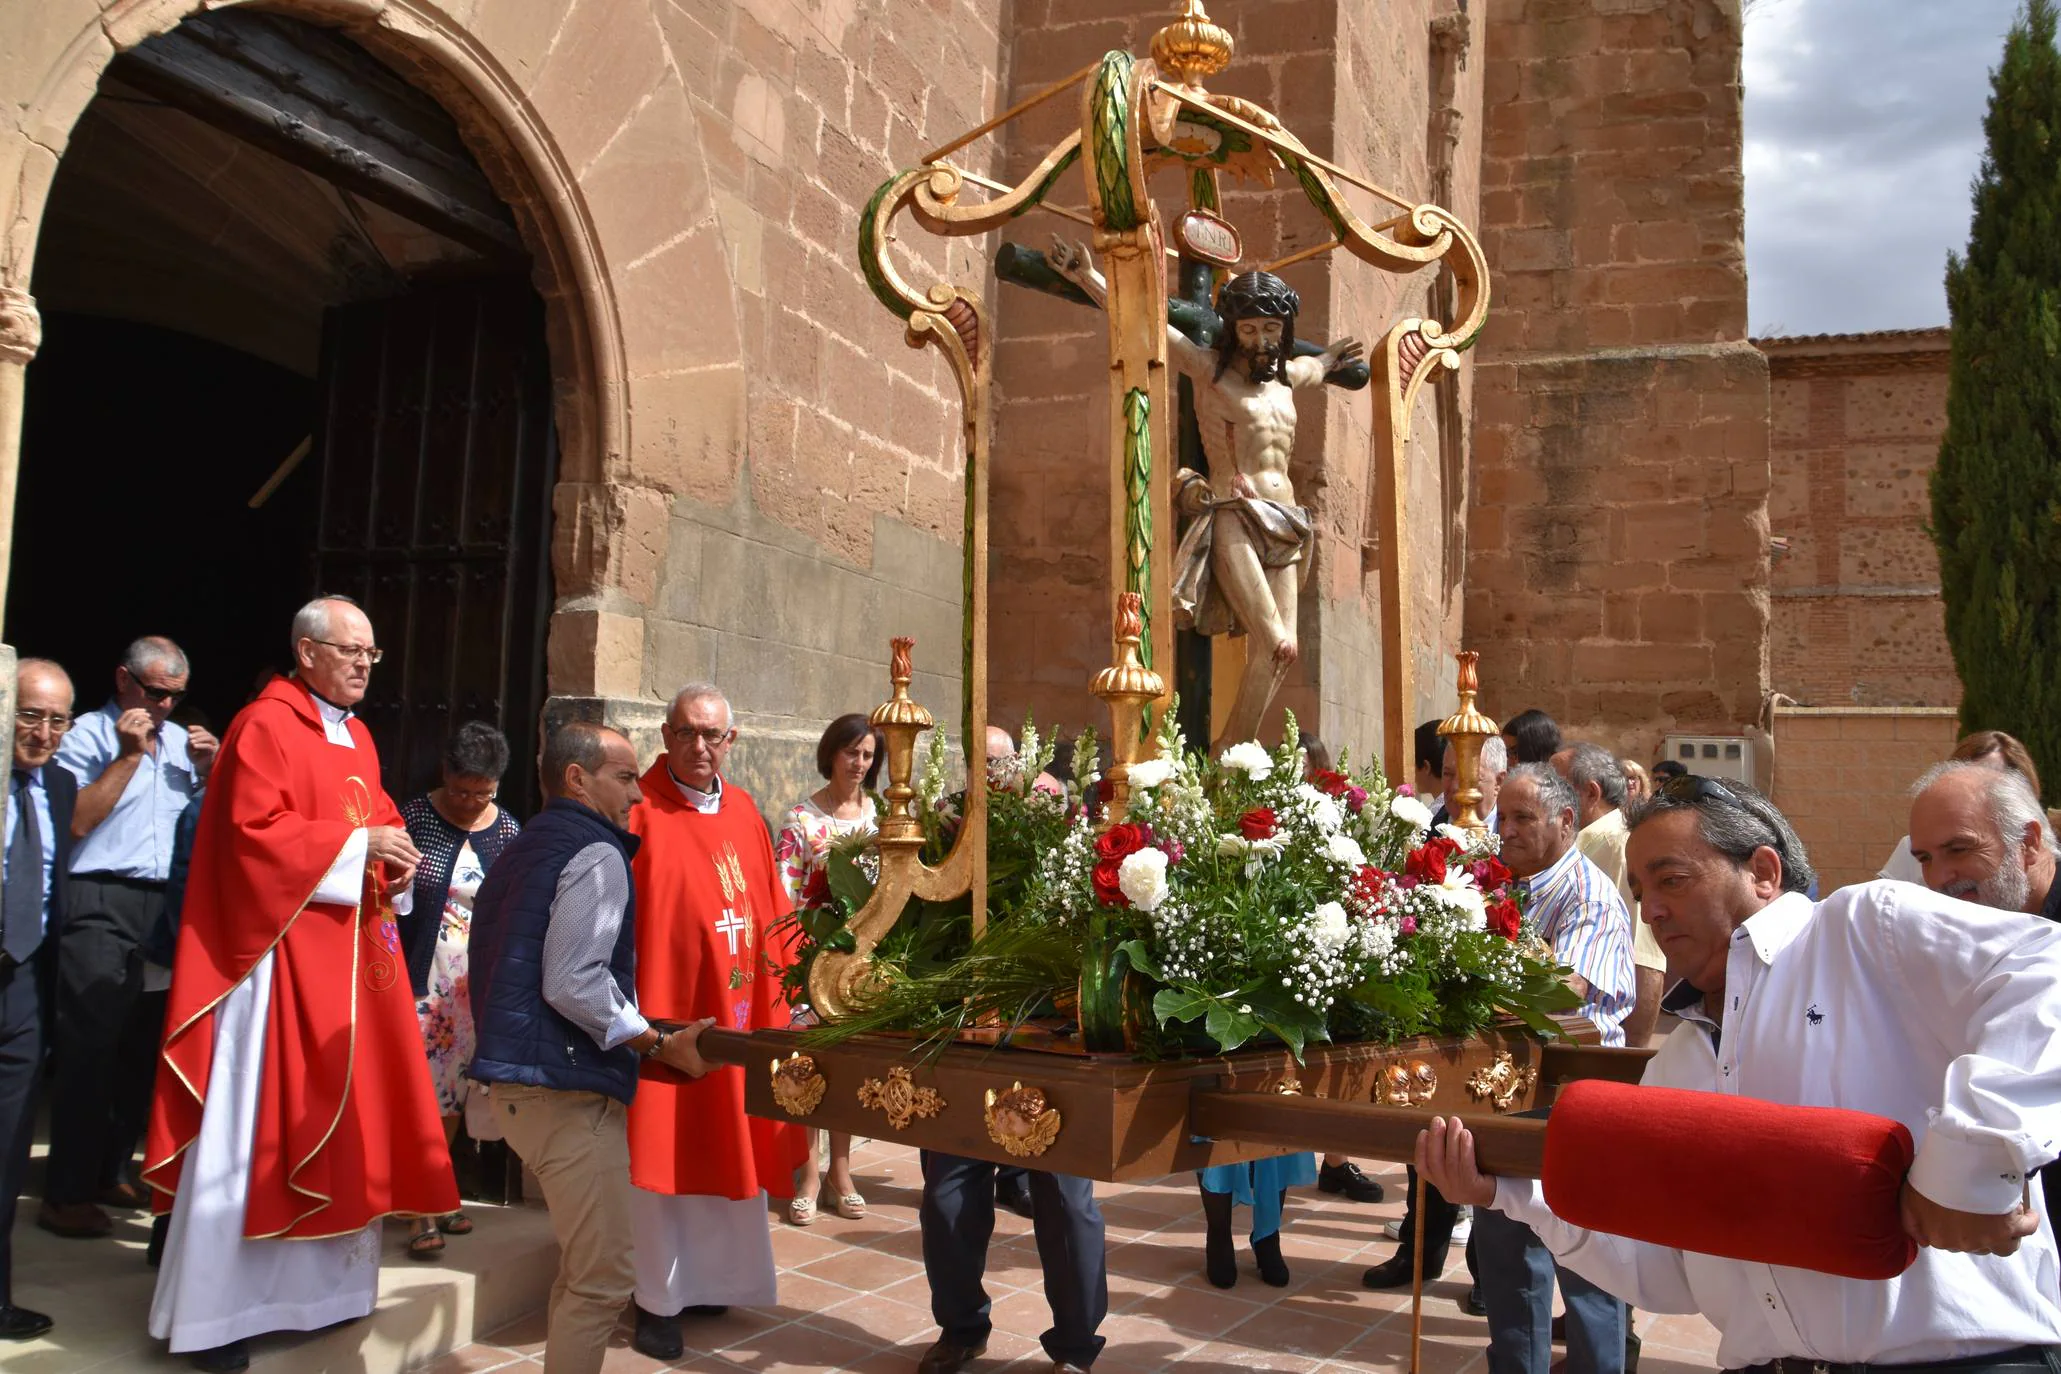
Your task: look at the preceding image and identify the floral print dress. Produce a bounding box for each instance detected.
[774,796,877,907]
[416,840,485,1118]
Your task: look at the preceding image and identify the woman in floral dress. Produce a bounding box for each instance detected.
[774,713,882,1225]
[399,722,522,1259]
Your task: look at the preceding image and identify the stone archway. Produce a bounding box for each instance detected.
[0,0,630,635]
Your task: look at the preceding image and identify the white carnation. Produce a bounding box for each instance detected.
[1324,833,1367,867]
[1428,878,1486,927]
[1117,847,1171,912]
[1436,822,1474,846]
[1390,793,1434,832]
[1126,756,1175,790]
[1310,901,1351,951]
[1219,741,1273,779]
[1295,782,1344,833]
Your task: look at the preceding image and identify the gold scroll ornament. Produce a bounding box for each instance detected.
[858,1066,945,1132]
[984,1082,1064,1159]
[1466,1052,1537,1112]
[770,1054,827,1118]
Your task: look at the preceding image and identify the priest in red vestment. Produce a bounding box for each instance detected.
[624,683,807,1362]
[144,597,455,1373]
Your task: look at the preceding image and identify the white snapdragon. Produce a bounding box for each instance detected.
[1126,756,1175,790]
[1219,741,1273,779]
[1390,793,1434,832]
[1117,847,1170,912]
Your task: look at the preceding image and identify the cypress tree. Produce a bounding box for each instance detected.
[1933,0,2061,803]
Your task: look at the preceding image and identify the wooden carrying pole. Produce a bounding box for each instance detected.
[1187,1089,1548,1176]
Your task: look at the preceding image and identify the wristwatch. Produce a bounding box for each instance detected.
[640,1029,669,1059]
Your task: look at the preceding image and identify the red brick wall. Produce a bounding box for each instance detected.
[1771,707,1958,892]
[1464,0,1768,760]
[1763,332,1957,708]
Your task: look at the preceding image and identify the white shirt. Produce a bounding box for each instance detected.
[1493,882,2061,1365]
[1880,834,1923,884]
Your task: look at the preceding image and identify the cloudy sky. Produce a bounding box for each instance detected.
[1744,0,2023,336]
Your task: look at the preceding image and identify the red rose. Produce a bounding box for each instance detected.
[1404,837,1459,886]
[1095,823,1150,861]
[1238,808,1278,841]
[1487,898,1522,941]
[800,868,830,907]
[1092,857,1128,906]
[1472,857,1513,891]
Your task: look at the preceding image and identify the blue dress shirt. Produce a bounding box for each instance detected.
[3,765,57,937]
[55,702,200,880]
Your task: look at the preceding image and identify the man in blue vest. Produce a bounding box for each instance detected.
[469,720,714,1374]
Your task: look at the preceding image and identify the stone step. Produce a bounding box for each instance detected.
[10,1200,557,1373]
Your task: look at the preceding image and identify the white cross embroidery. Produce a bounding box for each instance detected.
[715,908,746,956]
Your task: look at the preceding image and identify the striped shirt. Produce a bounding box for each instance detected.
[1517,843,1637,1046]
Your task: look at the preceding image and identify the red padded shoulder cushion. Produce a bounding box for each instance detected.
[1541,1078,1918,1280]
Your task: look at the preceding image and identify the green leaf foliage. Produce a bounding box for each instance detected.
[1934,0,2061,802]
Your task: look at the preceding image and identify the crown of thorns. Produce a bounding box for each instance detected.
[1216,270,1300,322]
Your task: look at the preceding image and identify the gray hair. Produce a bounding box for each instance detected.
[122,635,188,681]
[541,721,618,796]
[669,682,733,732]
[289,595,362,655]
[1627,776,1816,895]
[1563,741,1629,810]
[443,720,512,781]
[1913,760,2061,860]
[1446,735,1509,777]
[1508,762,1578,823]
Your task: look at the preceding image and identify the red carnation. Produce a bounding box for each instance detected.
[1487,898,1523,941]
[1404,836,1459,886]
[1472,857,1513,892]
[1095,822,1150,861]
[1092,857,1127,907]
[1350,864,1388,905]
[1310,768,1352,796]
[801,868,830,907]
[1238,808,1278,841]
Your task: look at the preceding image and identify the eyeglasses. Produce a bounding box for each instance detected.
[666,723,733,748]
[14,709,72,733]
[311,640,384,665]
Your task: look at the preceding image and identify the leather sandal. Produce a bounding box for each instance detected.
[407,1226,445,1260]
[436,1211,473,1235]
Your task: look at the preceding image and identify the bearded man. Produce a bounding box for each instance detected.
[1050,238,1362,748]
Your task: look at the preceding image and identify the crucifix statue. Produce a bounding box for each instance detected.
[1046,238,1364,749]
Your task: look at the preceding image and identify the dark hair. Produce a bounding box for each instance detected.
[1213,270,1299,381]
[1561,740,1628,810]
[1298,729,1333,774]
[1626,775,1815,895]
[816,713,885,790]
[1501,708,1562,764]
[1414,719,1446,773]
[541,721,616,798]
[1651,758,1689,783]
[443,720,511,781]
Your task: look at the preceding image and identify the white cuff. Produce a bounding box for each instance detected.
[602,1004,651,1051]
[1495,1175,1549,1223]
[391,886,413,918]
[312,829,368,907]
[1909,1116,2033,1215]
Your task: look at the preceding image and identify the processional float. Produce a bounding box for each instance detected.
[697,0,1637,1189]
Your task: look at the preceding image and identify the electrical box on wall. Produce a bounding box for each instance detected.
[1661,735,1756,786]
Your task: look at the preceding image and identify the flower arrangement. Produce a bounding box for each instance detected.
[788,710,1578,1060]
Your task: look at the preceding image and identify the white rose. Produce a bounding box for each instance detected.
[1324,833,1367,867]
[1219,741,1274,779]
[1390,793,1434,832]
[1117,847,1171,912]
[1125,756,1175,790]
[1310,901,1351,951]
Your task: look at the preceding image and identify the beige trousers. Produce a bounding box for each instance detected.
[493,1083,635,1374]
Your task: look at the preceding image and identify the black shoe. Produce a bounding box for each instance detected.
[1317,1160,1386,1203]
[682,1304,728,1317]
[0,1306,52,1340]
[632,1304,683,1361]
[995,1179,1035,1219]
[918,1336,989,1374]
[1625,1327,1643,1374]
[1251,1232,1290,1288]
[191,1340,250,1372]
[1362,1249,1440,1290]
[1462,1285,1486,1317]
[1200,1186,1236,1288]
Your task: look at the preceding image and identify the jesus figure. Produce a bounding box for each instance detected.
[1051,237,1362,749]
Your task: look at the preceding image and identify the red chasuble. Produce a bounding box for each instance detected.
[626,762,806,1200]
[142,676,457,1238]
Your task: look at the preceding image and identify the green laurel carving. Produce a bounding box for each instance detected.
[1091,51,1140,231]
[1123,387,1153,682]
[858,173,916,320]
[1014,143,1083,219]
[1190,167,1220,213]
[1277,149,1351,240]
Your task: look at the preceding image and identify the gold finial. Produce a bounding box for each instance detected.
[1151,0,1233,88]
[1437,650,1501,835]
[1090,593,1168,827]
[871,637,934,840]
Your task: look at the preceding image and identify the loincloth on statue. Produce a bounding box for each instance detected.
[1170,492,1314,639]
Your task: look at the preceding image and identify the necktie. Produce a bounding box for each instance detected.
[3,769,44,965]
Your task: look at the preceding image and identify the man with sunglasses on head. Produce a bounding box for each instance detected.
[1419,773,2061,1371]
[40,636,215,1239]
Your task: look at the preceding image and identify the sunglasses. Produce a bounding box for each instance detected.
[1658,773,1786,851]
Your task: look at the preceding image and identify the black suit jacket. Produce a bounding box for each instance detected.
[7,763,76,958]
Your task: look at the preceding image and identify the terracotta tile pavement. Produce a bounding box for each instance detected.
[435,1139,1721,1373]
